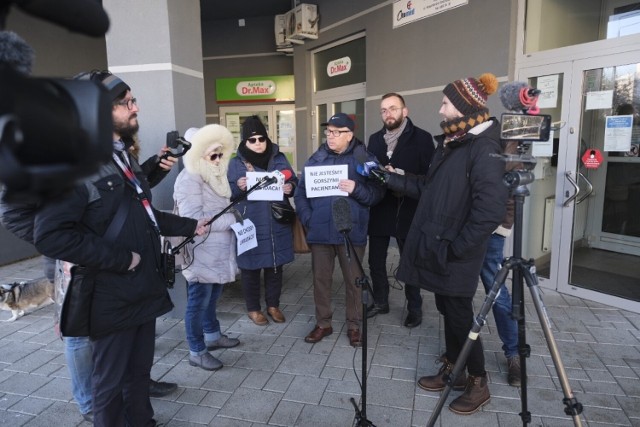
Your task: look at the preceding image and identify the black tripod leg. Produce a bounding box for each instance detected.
[521,266,584,426]
[426,263,513,427]
[512,263,531,426]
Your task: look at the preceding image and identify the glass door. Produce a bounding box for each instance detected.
[517,63,573,290]
[557,52,640,311]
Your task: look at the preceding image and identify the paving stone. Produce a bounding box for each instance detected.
[217,387,282,423]
[0,373,51,396]
[282,376,328,404]
[173,402,217,424]
[199,390,231,409]
[268,400,303,426]
[6,396,53,415]
[293,403,354,427]
[263,372,294,393]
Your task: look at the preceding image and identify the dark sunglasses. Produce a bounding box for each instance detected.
[209,153,223,160]
[247,136,267,144]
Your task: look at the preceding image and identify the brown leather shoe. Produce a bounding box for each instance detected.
[347,329,362,347]
[304,325,333,343]
[267,307,285,323]
[417,355,467,391]
[247,311,268,326]
[448,375,490,415]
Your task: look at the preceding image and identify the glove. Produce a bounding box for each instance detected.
[369,168,389,185]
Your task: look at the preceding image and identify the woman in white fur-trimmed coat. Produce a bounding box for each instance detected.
[173,124,240,371]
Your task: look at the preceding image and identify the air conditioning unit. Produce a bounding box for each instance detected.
[275,14,289,48]
[285,3,319,44]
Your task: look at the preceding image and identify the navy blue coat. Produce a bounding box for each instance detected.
[227,144,298,270]
[367,118,434,239]
[294,138,385,246]
[387,120,508,297]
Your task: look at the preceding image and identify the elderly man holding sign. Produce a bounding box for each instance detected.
[294,113,384,347]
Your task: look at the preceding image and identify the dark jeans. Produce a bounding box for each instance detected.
[434,293,486,377]
[368,235,422,314]
[91,320,155,427]
[240,266,283,312]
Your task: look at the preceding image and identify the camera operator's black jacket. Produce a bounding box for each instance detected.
[34,152,197,338]
[386,119,507,297]
[367,117,434,239]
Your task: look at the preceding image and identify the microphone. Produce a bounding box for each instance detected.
[0,31,34,75]
[15,0,110,37]
[499,81,541,114]
[280,169,294,181]
[332,197,352,259]
[256,175,278,189]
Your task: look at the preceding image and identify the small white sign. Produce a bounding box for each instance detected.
[532,129,554,157]
[604,115,633,152]
[304,165,348,198]
[327,56,351,77]
[585,90,614,110]
[231,219,258,255]
[536,75,559,109]
[247,171,284,201]
[393,0,468,29]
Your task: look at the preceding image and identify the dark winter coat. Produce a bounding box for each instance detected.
[387,120,508,297]
[227,144,298,270]
[367,118,435,239]
[34,152,197,338]
[294,138,385,246]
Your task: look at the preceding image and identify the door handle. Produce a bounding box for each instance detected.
[576,172,594,204]
[563,171,580,207]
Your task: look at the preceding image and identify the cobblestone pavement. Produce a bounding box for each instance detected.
[0,251,639,426]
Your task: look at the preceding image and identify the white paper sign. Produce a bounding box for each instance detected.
[392,0,468,29]
[304,165,348,198]
[585,90,614,110]
[246,171,284,201]
[604,115,633,152]
[536,75,559,109]
[532,129,554,157]
[230,219,258,255]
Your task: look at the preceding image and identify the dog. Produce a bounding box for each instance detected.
[0,277,55,322]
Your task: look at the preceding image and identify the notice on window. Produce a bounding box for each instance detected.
[585,90,613,110]
[536,75,559,109]
[604,115,633,151]
[304,165,348,198]
[532,130,554,157]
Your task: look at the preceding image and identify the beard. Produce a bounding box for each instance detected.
[384,116,403,131]
[114,115,139,139]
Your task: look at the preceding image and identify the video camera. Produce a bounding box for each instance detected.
[0,0,112,202]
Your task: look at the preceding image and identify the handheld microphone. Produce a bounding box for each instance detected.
[280,169,294,181]
[332,197,352,259]
[256,175,278,189]
[499,81,540,114]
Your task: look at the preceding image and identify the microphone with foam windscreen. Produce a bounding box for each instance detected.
[499,81,541,114]
[14,0,110,37]
[280,169,294,181]
[332,197,352,259]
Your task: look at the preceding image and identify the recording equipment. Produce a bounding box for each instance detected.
[332,197,352,259]
[0,31,33,74]
[161,131,192,160]
[499,81,541,114]
[356,161,380,177]
[500,113,551,142]
[6,0,110,37]
[0,0,112,201]
[161,240,176,288]
[280,169,294,181]
[0,67,113,201]
[257,175,278,189]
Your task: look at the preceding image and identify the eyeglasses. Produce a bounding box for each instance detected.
[209,153,223,161]
[247,136,267,144]
[380,106,402,116]
[114,97,137,110]
[323,129,351,137]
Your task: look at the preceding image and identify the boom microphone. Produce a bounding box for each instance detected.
[13,0,110,37]
[0,31,34,75]
[499,81,541,114]
[332,197,352,258]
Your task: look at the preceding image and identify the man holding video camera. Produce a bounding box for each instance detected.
[34,71,209,426]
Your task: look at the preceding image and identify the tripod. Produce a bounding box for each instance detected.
[426,169,583,427]
[339,229,376,427]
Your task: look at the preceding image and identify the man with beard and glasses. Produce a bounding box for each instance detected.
[34,71,210,426]
[366,93,434,328]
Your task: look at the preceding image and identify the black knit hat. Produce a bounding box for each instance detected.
[241,115,269,142]
[74,70,130,101]
[442,73,498,115]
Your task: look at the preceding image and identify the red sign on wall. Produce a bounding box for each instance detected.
[581,149,603,169]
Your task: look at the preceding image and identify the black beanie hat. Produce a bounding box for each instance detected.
[241,115,269,142]
[74,70,130,101]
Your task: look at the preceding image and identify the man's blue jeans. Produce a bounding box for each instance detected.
[479,234,518,358]
[64,336,93,415]
[185,282,223,356]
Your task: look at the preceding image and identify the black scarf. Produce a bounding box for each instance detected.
[239,141,272,171]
